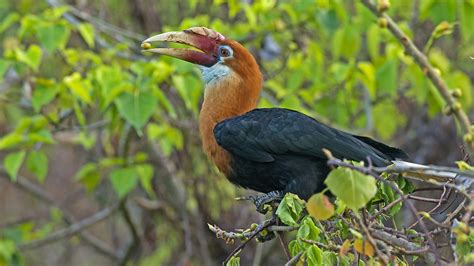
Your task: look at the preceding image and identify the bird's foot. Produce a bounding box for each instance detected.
[252,190,284,214]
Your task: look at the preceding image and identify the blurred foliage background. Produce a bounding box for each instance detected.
[0,0,473,265]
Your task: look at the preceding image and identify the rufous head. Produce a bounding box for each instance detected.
[142,26,262,89]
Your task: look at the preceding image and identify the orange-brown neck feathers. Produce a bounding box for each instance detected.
[199,39,262,175]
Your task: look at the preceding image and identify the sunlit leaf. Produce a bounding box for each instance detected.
[306,245,323,265]
[63,72,92,104]
[135,164,154,197]
[77,23,95,48]
[15,45,42,71]
[4,150,26,181]
[226,255,240,266]
[324,167,377,210]
[276,193,305,226]
[297,216,321,246]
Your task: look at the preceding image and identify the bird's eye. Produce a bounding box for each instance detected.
[218,46,233,58]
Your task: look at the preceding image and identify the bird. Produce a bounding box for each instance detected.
[141,26,409,211]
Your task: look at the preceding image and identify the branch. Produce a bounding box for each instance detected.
[361,0,473,158]
[18,203,120,250]
[118,200,141,266]
[285,251,303,266]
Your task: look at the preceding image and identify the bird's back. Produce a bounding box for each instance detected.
[214,108,408,199]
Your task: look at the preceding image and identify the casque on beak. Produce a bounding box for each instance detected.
[142,29,221,67]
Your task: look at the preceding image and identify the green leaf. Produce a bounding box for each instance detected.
[15,45,42,71]
[421,0,456,24]
[172,75,202,113]
[109,167,138,198]
[288,240,302,257]
[0,59,11,81]
[366,24,380,60]
[307,193,335,220]
[0,13,20,33]
[147,124,184,156]
[322,252,339,265]
[43,6,70,19]
[379,182,402,216]
[324,167,377,210]
[77,23,95,48]
[226,255,240,266]
[4,151,26,182]
[115,91,157,132]
[297,216,320,245]
[461,2,474,40]
[456,161,474,172]
[74,163,101,192]
[29,129,55,145]
[36,23,70,52]
[0,239,17,265]
[63,72,92,104]
[276,193,305,226]
[357,61,376,98]
[0,133,23,150]
[373,102,405,139]
[376,59,398,96]
[135,164,154,197]
[26,150,48,183]
[332,27,361,60]
[95,65,131,108]
[32,80,59,112]
[306,245,323,266]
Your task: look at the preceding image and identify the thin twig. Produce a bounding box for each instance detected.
[118,199,140,266]
[221,218,276,266]
[360,0,473,157]
[285,251,303,266]
[19,203,120,250]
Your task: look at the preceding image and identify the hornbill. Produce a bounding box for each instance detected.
[141,27,410,211]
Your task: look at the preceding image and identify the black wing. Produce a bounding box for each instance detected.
[214,108,407,166]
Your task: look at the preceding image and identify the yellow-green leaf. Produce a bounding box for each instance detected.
[15,45,42,71]
[78,23,95,48]
[324,167,377,210]
[63,72,92,104]
[4,151,26,182]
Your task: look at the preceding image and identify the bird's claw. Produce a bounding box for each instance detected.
[253,191,284,214]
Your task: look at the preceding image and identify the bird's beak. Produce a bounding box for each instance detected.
[142,30,219,67]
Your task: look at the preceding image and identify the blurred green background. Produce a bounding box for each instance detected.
[0,0,473,265]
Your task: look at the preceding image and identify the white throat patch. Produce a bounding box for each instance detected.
[201,63,231,86]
